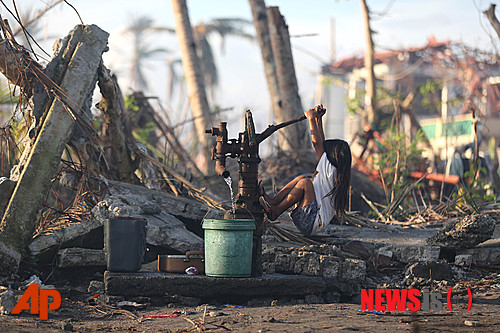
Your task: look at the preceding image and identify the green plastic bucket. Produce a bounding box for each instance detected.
[202,219,255,277]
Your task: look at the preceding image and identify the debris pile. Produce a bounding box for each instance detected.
[0,287,16,315]
[262,244,366,281]
[405,260,454,281]
[427,214,496,249]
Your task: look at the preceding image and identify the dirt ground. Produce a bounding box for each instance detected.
[1,287,499,332]
[2,223,499,332]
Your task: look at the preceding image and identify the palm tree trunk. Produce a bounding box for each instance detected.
[248,0,283,135]
[360,0,376,126]
[171,0,212,174]
[267,6,306,151]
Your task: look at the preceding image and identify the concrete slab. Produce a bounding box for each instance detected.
[104,271,361,304]
[325,224,437,245]
[280,220,500,266]
[0,240,21,276]
[378,244,441,263]
[57,248,105,268]
[324,220,500,247]
[0,287,16,315]
[459,246,500,265]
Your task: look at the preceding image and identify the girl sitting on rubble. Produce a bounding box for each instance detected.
[259,105,352,235]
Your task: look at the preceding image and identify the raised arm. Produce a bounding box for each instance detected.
[316,104,326,143]
[305,106,325,160]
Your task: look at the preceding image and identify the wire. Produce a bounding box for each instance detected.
[63,1,84,25]
[0,0,51,58]
[371,0,398,20]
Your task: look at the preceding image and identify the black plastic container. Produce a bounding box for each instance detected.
[104,217,147,272]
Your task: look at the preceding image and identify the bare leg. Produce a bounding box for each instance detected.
[264,175,309,205]
[265,177,316,220]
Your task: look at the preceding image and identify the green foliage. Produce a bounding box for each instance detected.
[418,79,440,95]
[345,84,405,120]
[418,80,442,111]
[9,113,32,149]
[455,167,497,206]
[320,76,334,87]
[133,121,156,144]
[124,95,139,112]
[0,83,19,105]
[346,92,363,115]
[0,81,20,120]
[375,128,425,208]
[92,118,102,132]
[132,121,165,159]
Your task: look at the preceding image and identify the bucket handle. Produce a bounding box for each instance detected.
[184,251,205,261]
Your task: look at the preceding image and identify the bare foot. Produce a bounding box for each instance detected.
[259,196,278,221]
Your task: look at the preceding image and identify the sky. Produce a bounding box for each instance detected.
[11,0,500,137]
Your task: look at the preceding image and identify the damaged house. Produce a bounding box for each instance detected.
[315,37,500,184]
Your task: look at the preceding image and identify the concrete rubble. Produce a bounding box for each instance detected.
[262,244,367,281]
[88,281,104,294]
[0,25,109,277]
[0,241,21,277]
[23,196,498,307]
[100,221,500,306]
[427,214,496,249]
[92,192,204,252]
[458,246,500,266]
[105,180,224,222]
[28,179,218,264]
[57,248,106,268]
[29,218,103,258]
[101,243,368,305]
[0,15,497,327]
[0,287,16,315]
[377,244,441,263]
[454,254,474,267]
[405,260,454,281]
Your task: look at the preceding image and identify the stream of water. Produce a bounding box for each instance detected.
[223,176,235,216]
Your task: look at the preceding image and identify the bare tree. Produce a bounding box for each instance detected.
[360,0,376,126]
[484,4,500,39]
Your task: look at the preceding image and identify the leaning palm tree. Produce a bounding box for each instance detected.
[170,1,255,175]
[166,18,253,111]
[193,18,253,103]
[125,15,174,92]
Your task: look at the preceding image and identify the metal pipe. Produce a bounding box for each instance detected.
[215,157,230,178]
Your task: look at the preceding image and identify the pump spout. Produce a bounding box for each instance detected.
[206,122,232,178]
[215,157,230,178]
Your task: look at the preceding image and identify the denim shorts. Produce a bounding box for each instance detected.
[289,200,318,235]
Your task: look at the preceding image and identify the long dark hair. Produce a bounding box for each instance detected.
[323,139,351,217]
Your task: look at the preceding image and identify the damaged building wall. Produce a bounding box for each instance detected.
[0,25,109,274]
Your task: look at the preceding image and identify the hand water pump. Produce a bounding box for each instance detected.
[206,110,306,276]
